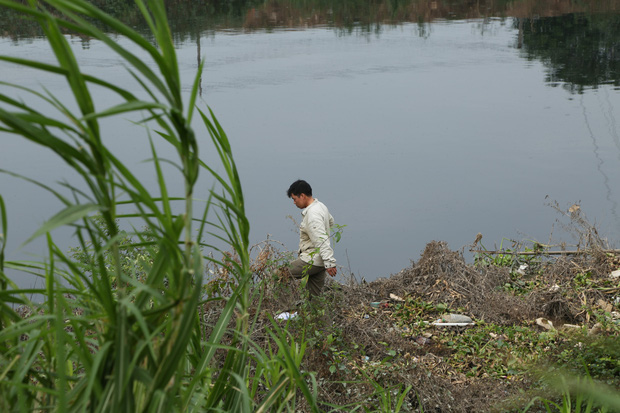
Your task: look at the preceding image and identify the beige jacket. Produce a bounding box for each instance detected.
[298,199,336,268]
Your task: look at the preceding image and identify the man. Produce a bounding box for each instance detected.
[286,179,337,297]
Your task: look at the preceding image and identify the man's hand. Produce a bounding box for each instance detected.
[326,267,337,277]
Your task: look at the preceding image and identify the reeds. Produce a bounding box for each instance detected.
[0,0,317,411]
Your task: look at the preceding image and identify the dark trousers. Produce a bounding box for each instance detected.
[289,258,327,297]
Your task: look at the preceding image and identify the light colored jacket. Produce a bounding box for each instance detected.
[298,199,336,268]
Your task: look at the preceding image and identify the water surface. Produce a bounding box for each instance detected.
[2,2,620,284]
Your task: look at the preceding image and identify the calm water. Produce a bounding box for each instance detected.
[2,4,620,284]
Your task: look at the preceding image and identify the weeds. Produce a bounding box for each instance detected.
[0,0,315,410]
[1,1,619,409]
[522,373,620,413]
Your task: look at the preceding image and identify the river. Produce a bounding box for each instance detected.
[1,0,620,284]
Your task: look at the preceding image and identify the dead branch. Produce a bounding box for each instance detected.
[471,249,620,256]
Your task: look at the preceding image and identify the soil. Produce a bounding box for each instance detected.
[240,236,620,412]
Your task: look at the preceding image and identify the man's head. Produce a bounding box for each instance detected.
[287,180,313,209]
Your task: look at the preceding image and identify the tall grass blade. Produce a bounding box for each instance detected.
[24,204,101,246]
[0,195,6,288]
[0,0,330,411]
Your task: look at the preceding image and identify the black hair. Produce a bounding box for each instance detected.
[287,180,312,198]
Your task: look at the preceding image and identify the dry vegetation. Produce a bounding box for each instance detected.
[15,206,617,411]
[201,206,620,412]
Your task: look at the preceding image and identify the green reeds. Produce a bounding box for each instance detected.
[522,373,620,413]
[0,0,306,411]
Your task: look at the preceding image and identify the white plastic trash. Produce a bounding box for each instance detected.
[276,312,298,320]
[516,264,528,275]
[427,313,474,327]
[439,314,473,323]
[431,322,474,326]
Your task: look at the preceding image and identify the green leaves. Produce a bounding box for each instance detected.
[0,0,339,410]
[0,0,257,410]
[24,204,102,246]
[0,195,6,286]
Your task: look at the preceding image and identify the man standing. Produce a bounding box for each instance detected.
[286,180,337,297]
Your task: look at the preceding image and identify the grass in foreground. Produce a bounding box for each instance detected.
[0,0,318,411]
[0,0,619,411]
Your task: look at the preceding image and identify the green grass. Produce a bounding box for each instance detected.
[0,0,318,411]
[2,1,619,411]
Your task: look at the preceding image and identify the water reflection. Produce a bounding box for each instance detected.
[3,0,620,91]
[515,13,620,91]
[2,1,620,282]
[3,0,619,36]
[581,94,619,226]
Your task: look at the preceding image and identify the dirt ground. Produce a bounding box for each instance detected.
[198,206,620,411]
[242,226,620,412]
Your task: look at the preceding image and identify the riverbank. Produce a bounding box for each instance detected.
[10,237,620,411]
[230,239,620,412]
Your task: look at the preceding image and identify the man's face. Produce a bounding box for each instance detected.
[291,194,309,209]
